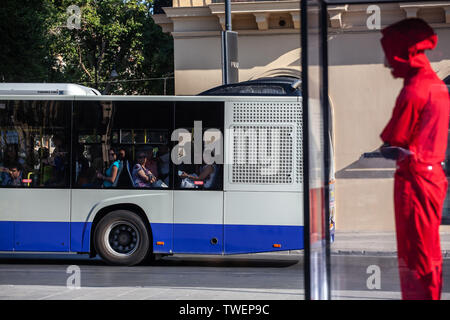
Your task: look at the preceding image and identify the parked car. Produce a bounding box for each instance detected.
[198,76,301,96]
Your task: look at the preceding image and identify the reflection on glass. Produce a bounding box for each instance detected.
[321,1,450,300]
[305,0,330,300]
[0,100,70,188]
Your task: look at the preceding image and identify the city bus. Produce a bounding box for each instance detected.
[0,83,101,96]
[0,94,305,265]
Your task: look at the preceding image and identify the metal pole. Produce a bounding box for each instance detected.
[320,0,332,300]
[222,0,232,84]
[300,0,311,301]
[225,0,231,31]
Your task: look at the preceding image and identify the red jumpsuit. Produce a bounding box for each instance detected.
[380,18,450,300]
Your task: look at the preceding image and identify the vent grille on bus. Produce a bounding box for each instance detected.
[230,102,303,185]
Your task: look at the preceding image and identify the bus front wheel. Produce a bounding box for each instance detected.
[94,210,151,266]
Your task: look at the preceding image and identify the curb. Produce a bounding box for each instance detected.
[255,250,450,257]
[331,250,450,257]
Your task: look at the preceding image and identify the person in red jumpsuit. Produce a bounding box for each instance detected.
[379,18,450,300]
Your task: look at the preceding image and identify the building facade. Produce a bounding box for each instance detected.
[154,1,450,232]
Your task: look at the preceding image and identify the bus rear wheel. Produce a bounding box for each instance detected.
[94,210,151,266]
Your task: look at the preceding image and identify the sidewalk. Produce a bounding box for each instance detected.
[330,231,450,256]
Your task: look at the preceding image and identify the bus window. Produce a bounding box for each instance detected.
[0,100,71,188]
[73,100,173,189]
[174,101,224,190]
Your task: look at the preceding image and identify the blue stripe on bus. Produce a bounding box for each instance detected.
[15,221,70,252]
[70,222,92,252]
[0,221,304,254]
[151,223,173,254]
[0,221,14,251]
[224,224,304,254]
[173,223,223,254]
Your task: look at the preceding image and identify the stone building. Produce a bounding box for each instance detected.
[154,1,450,232]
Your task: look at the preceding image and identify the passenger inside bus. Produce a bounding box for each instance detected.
[46,135,69,187]
[1,144,21,169]
[144,148,159,180]
[97,148,121,187]
[118,148,127,162]
[0,145,25,185]
[132,151,168,188]
[179,163,217,189]
[157,145,170,186]
[0,163,23,187]
[177,140,220,189]
[75,145,96,188]
[38,147,53,186]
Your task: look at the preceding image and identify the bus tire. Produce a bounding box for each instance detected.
[94,210,151,266]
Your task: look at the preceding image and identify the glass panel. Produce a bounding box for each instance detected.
[443,78,450,224]
[323,1,450,300]
[0,100,71,188]
[174,101,224,190]
[304,0,331,300]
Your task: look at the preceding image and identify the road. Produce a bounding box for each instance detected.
[0,253,449,300]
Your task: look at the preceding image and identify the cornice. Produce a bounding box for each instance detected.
[208,0,300,14]
[156,1,450,35]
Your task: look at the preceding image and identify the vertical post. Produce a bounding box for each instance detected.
[222,0,232,85]
[300,0,311,301]
[225,0,232,31]
[320,0,332,300]
[302,0,331,301]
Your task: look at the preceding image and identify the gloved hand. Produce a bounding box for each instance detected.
[380,143,399,160]
[380,143,413,161]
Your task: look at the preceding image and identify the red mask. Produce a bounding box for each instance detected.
[380,18,438,78]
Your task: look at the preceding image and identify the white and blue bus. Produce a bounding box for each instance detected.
[0,90,306,266]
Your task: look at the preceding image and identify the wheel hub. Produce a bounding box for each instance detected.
[106,222,139,256]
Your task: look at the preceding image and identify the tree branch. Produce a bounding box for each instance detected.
[77,43,92,80]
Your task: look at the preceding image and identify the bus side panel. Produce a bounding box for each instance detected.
[173,191,223,254]
[150,222,173,254]
[70,222,92,252]
[224,191,303,254]
[224,224,303,254]
[15,222,70,251]
[0,189,71,252]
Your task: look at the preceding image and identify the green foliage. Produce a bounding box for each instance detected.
[0,0,54,82]
[0,0,174,95]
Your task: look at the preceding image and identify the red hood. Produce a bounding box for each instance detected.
[380,18,438,78]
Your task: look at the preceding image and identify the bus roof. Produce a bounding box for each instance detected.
[0,83,101,96]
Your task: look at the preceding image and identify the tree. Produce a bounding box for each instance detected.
[0,0,174,95]
[0,0,55,82]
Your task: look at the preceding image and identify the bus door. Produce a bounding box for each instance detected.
[0,100,71,252]
[172,101,225,254]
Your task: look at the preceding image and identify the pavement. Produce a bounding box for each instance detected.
[277,231,450,256]
[328,231,450,257]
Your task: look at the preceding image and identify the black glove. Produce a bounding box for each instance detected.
[380,143,399,160]
[379,143,413,161]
